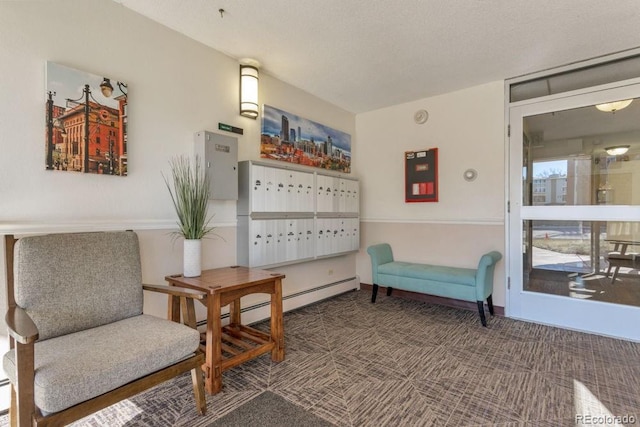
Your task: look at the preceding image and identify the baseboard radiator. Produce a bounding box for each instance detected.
[196,276,359,328]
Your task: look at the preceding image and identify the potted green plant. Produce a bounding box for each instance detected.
[163,155,214,277]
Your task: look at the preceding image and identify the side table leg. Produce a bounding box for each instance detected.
[270,278,285,362]
[206,292,223,394]
[229,299,241,326]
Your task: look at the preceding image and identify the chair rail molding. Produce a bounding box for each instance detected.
[0,219,237,235]
[361,217,504,226]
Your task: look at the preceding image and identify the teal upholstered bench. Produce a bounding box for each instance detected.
[367,243,502,326]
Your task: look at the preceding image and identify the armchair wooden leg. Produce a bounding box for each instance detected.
[15,343,36,427]
[180,296,197,329]
[386,287,393,296]
[191,365,207,415]
[168,295,180,323]
[9,385,16,427]
[371,284,378,303]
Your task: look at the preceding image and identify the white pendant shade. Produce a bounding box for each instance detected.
[605,145,630,156]
[595,99,633,113]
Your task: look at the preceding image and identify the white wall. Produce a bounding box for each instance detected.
[0,0,357,328]
[0,1,506,326]
[354,82,507,306]
[0,0,240,225]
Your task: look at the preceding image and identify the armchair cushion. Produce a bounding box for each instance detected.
[14,232,143,341]
[3,314,200,414]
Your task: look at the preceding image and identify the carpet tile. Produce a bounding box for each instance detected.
[2,289,640,426]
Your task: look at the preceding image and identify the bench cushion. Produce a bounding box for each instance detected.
[377,261,478,302]
[3,314,200,414]
[378,262,476,286]
[376,261,414,276]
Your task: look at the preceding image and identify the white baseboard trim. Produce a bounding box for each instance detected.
[197,277,359,327]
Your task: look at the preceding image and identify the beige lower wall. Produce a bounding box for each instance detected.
[355,221,506,306]
[1,222,500,322]
[0,226,357,330]
[136,227,237,320]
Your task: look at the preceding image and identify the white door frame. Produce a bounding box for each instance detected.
[507,79,640,341]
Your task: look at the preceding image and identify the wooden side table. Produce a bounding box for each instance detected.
[165,266,285,394]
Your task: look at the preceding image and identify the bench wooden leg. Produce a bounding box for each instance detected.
[477,301,487,327]
[371,284,379,303]
[487,295,494,316]
[386,287,393,297]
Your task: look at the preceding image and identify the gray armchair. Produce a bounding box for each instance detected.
[3,231,207,426]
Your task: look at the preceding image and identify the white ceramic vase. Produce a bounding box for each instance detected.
[183,239,202,277]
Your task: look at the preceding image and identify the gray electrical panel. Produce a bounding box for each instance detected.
[194,131,238,200]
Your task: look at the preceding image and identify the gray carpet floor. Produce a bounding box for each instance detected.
[207,390,333,427]
[2,289,640,426]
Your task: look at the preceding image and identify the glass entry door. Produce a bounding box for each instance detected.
[508,82,640,341]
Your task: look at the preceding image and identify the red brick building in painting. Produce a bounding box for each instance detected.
[48,101,126,175]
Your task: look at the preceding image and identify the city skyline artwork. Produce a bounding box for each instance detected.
[261,104,351,173]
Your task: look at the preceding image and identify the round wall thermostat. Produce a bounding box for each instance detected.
[414,109,429,124]
[463,168,478,181]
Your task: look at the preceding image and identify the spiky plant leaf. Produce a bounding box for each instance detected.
[163,155,214,239]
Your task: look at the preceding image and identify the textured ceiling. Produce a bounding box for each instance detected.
[114,0,640,113]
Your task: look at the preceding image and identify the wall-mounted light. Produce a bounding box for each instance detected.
[595,99,633,113]
[605,145,630,156]
[239,59,260,119]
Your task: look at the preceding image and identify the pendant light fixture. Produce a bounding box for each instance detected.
[605,145,630,156]
[595,99,633,113]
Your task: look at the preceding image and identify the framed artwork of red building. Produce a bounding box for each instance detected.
[45,62,128,176]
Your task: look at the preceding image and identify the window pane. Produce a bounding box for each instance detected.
[522,98,640,206]
[523,220,640,308]
[510,55,640,102]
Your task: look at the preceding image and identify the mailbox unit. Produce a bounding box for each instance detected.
[237,160,359,268]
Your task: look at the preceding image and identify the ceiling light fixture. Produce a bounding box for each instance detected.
[605,145,630,156]
[595,99,633,113]
[239,59,260,119]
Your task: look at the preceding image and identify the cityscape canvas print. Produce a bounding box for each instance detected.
[261,104,351,173]
[45,62,128,175]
